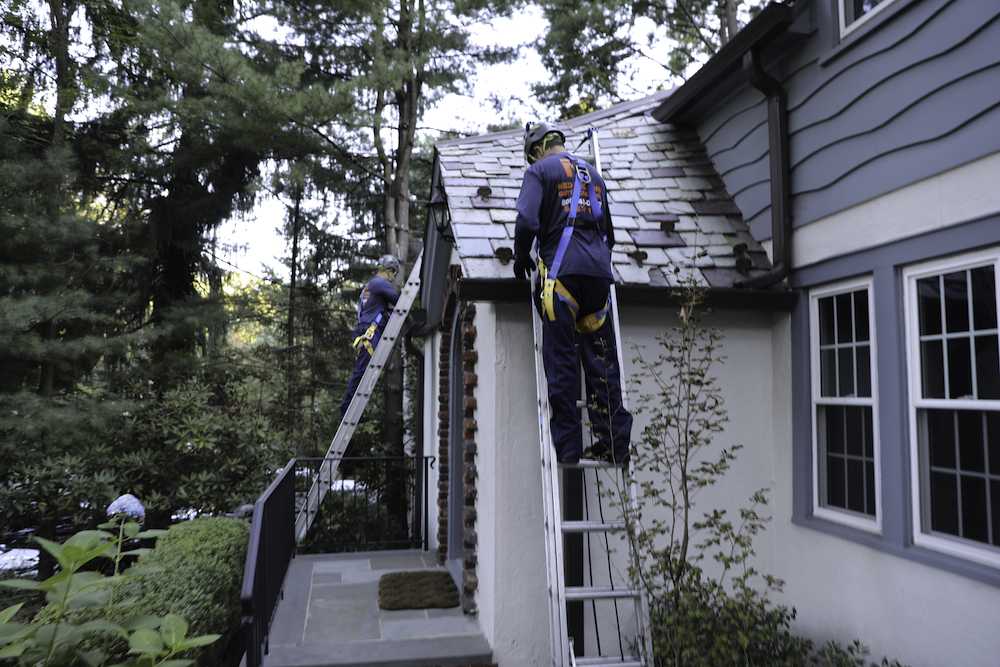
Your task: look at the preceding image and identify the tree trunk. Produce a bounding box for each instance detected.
[722,0,739,46]
[287,188,302,452]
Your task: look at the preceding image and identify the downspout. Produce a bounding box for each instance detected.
[737,45,792,288]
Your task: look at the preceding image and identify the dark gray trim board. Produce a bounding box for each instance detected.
[790,213,1000,587]
[457,279,798,311]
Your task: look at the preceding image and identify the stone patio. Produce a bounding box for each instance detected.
[262,550,492,667]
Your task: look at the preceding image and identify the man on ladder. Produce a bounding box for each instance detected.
[513,122,632,465]
[339,254,400,420]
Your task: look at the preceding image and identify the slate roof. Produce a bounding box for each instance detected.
[435,91,772,288]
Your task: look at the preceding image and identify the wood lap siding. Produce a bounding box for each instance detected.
[696,0,1000,242]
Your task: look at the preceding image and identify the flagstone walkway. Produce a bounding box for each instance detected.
[262,550,492,667]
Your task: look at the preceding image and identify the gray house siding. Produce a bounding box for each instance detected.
[695,0,1000,243]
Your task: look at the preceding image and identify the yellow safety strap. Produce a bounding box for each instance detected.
[537,259,608,334]
[352,321,379,356]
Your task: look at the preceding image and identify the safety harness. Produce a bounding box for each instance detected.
[352,312,383,356]
[538,152,611,334]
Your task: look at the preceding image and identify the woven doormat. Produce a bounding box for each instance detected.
[378,570,459,610]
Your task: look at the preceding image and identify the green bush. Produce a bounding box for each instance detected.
[33,517,248,665]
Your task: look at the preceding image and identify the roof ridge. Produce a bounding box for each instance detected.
[436,89,676,149]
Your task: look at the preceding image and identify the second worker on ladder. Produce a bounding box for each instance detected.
[339,254,400,420]
[513,122,633,465]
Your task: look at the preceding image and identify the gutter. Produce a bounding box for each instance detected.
[735,45,792,289]
[651,3,796,124]
[456,279,797,311]
[652,2,797,290]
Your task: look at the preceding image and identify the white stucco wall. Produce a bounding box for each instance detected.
[473,302,781,666]
[429,295,1000,666]
[423,330,440,552]
[765,315,1000,667]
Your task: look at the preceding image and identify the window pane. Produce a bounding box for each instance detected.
[960,475,988,544]
[820,348,837,397]
[930,471,958,536]
[819,296,835,345]
[975,335,1000,399]
[865,463,876,516]
[836,293,854,343]
[854,290,870,342]
[947,337,972,399]
[838,347,855,396]
[917,276,942,335]
[920,340,945,398]
[825,405,845,454]
[846,407,863,457]
[864,409,874,458]
[971,266,997,330]
[856,345,871,397]
[957,411,985,473]
[845,0,887,26]
[847,459,865,513]
[989,413,1000,476]
[827,455,846,509]
[944,271,970,333]
[927,409,955,469]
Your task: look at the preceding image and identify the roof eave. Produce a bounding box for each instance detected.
[457,278,797,311]
[652,2,796,125]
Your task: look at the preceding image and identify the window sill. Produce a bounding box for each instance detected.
[819,0,921,68]
[792,513,1000,588]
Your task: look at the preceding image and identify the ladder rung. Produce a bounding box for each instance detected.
[561,520,625,533]
[574,658,643,667]
[559,459,623,470]
[564,586,638,601]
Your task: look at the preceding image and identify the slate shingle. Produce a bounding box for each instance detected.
[435,91,771,288]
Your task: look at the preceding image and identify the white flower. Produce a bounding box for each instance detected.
[107,494,145,521]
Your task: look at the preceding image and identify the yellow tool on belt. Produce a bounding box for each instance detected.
[352,321,378,356]
[537,259,609,335]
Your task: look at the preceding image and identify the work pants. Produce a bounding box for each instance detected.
[339,325,383,420]
[536,274,633,464]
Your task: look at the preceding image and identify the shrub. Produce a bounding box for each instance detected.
[1,515,221,666]
[32,517,248,665]
[118,516,248,661]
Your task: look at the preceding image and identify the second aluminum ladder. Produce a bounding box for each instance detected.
[295,254,423,542]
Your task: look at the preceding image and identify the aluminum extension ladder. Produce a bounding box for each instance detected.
[295,254,423,542]
[531,129,652,667]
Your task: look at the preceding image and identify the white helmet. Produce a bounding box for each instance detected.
[377,254,400,274]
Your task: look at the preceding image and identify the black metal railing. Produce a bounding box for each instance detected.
[295,456,434,553]
[239,458,296,667]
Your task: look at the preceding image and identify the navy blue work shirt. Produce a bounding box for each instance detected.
[514,151,616,281]
[356,275,399,329]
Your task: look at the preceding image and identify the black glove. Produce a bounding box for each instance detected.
[513,255,533,281]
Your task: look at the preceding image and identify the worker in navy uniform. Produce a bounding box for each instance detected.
[513,122,633,465]
[340,254,400,420]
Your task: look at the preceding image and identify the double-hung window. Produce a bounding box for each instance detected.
[905,248,1000,567]
[810,277,880,531]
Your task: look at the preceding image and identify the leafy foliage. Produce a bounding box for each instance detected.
[0,516,219,666]
[534,0,767,114]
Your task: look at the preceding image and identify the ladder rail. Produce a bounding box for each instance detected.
[295,255,423,542]
[532,295,571,667]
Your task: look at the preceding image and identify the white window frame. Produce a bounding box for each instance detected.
[810,276,882,533]
[904,246,1000,568]
[839,0,900,38]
